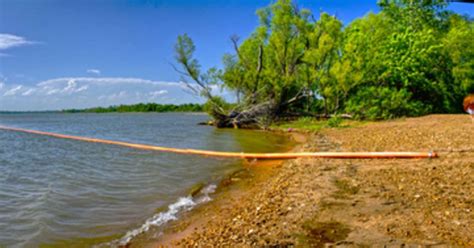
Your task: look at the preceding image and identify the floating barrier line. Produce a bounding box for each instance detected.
[0,125,437,160]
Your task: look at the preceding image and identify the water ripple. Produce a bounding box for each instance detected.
[0,113,290,247]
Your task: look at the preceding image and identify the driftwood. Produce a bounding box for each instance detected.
[211,100,277,129]
[200,108,353,128]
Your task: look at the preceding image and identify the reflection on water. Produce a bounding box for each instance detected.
[0,113,289,247]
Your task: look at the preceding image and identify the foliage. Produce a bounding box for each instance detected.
[443,15,474,94]
[345,87,425,120]
[273,117,327,132]
[62,103,203,113]
[174,0,474,124]
[272,116,359,132]
[202,96,234,118]
[327,116,342,127]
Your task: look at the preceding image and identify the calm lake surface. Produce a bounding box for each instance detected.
[0,113,290,247]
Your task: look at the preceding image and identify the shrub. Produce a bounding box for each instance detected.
[345,86,426,120]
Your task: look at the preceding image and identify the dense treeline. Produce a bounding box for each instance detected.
[62,103,203,113]
[174,0,473,127]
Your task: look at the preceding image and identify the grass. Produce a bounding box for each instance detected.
[271,116,368,132]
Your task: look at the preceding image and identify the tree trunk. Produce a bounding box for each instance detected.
[211,100,277,129]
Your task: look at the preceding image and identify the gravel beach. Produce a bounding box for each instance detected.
[132,114,473,247]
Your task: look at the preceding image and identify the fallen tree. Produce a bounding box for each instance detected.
[173,34,279,128]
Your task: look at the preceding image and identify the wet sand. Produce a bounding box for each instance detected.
[131,114,473,247]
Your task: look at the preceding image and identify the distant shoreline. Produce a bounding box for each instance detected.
[0,103,204,114]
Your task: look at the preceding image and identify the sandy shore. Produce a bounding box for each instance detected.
[131,114,473,247]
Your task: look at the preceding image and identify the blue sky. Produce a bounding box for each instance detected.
[0,0,473,111]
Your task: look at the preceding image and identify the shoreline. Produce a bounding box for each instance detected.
[123,131,303,247]
[154,132,308,247]
[130,114,473,247]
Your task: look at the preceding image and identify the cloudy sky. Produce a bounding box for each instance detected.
[1,0,473,111]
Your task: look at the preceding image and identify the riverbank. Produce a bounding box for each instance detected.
[133,114,473,247]
[124,132,303,247]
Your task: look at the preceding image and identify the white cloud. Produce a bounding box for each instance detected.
[3,85,23,96]
[0,33,35,50]
[76,85,89,92]
[57,79,90,94]
[97,91,128,101]
[86,69,101,75]
[46,88,60,95]
[37,77,181,87]
[62,79,77,93]
[108,91,127,100]
[149,90,168,98]
[21,88,36,96]
[0,77,202,111]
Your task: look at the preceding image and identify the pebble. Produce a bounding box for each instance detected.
[172,116,473,247]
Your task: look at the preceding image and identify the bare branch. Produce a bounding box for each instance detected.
[230,35,251,70]
[170,62,190,78]
[253,44,264,96]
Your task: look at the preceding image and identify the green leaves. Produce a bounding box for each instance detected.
[346,87,426,120]
[443,15,474,93]
[339,1,472,116]
[175,34,201,81]
[174,0,473,123]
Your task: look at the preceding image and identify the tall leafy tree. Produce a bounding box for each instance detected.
[443,15,474,95]
[303,13,343,115]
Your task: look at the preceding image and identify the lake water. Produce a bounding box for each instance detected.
[0,113,290,247]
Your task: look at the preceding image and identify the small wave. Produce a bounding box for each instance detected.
[103,184,217,247]
[195,184,216,204]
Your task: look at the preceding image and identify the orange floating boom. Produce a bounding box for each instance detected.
[0,125,437,160]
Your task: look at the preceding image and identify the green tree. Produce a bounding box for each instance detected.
[303,13,343,115]
[173,0,473,126]
[443,14,474,95]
